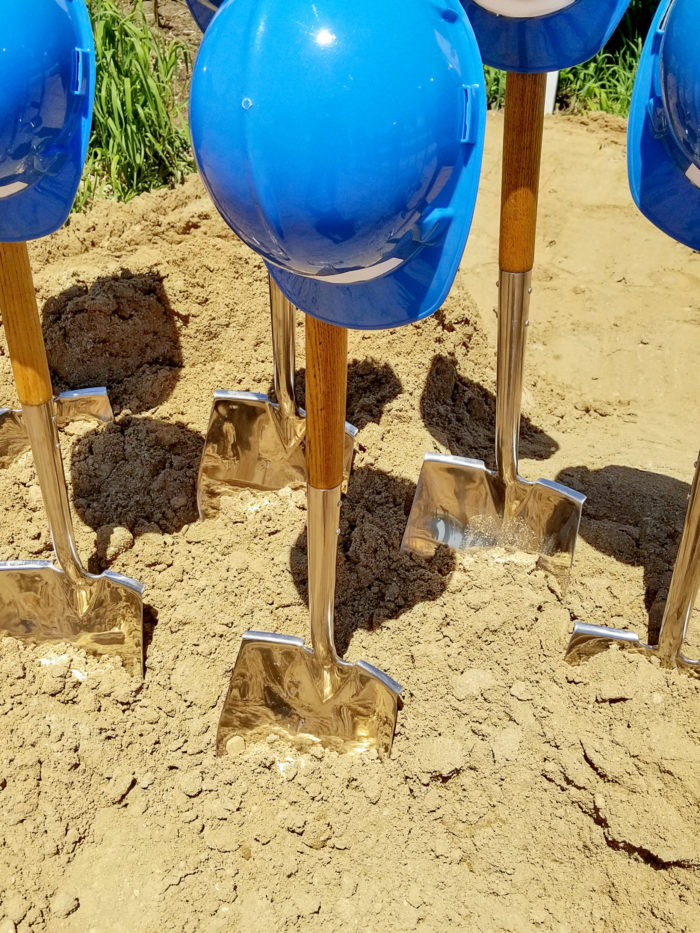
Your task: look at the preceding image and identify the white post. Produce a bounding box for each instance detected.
[545,71,559,114]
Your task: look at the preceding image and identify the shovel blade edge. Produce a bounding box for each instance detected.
[217,632,400,757]
[197,392,356,518]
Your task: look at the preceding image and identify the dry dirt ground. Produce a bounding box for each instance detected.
[0,112,699,932]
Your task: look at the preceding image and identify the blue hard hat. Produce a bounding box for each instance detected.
[0,0,95,241]
[184,0,220,32]
[460,0,631,72]
[628,0,700,251]
[190,0,486,330]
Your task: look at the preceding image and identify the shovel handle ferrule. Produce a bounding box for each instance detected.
[499,72,547,274]
[307,483,342,675]
[0,242,53,406]
[305,314,348,491]
[657,453,700,664]
[495,270,531,484]
[269,276,298,425]
[22,400,92,608]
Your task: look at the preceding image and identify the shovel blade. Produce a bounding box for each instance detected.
[565,621,646,662]
[0,561,144,675]
[565,621,700,676]
[402,453,585,583]
[217,631,401,757]
[0,388,113,469]
[197,391,356,518]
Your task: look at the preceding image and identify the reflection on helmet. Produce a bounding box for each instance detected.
[190,0,485,327]
[660,0,700,171]
[0,0,94,240]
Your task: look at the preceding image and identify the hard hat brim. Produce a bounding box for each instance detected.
[268,94,486,330]
[0,1,95,242]
[627,0,700,252]
[461,0,630,72]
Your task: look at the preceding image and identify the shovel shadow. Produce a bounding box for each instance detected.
[271,358,403,432]
[290,466,455,657]
[420,354,558,467]
[555,464,690,639]
[42,268,185,414]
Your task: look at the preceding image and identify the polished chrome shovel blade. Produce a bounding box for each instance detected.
[0,561,144,672]
[197,279,356,518]
[0,387,112,468]
[402,452,585,576]
[217,486,401,756]
[0,399,144,676]
[565,454,700,678]
[403,271,584,586]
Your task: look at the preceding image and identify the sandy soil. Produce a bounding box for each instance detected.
[0,112,698,932]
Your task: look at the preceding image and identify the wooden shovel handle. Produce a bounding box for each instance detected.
[305,314,347,490]
[0,242,53,406]
[499,72,547,274]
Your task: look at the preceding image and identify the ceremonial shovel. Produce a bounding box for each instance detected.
[0,243,144,675]
[0,387,113,469]
[196,276,356,518]
[566,453,700,677]
[217,315,401,756]
[403,73,584,584]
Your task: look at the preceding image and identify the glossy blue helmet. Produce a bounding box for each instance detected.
[0,0,95,241]
[628,0,700,250]
[190,0,486,330]
[460,0,631,72]
[184,0,220,32]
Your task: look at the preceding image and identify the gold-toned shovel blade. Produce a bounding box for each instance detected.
[217,633,400,757]
[197,391,355,518]
[402,453,585,587]
[0,561,144,675]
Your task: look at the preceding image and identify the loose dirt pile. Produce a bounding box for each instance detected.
[0,113,698,932]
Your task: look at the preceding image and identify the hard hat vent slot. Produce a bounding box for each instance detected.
[72,48,90,97]
[461,85,478,144]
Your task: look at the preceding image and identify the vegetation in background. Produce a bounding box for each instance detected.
[484,0,657,115]
[558,36,642,115]
[77,0,193,208]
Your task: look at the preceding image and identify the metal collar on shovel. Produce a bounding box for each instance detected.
[217,316,401,756]
[403,73,585,586]
[197,276,356,519]
[566,453,700,678]
[0,243,144,676]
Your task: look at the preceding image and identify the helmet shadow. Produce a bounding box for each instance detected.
[42,269,184,414]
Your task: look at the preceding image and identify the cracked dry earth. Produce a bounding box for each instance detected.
[0,113,699,932]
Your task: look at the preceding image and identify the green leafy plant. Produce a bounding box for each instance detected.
[558,36,642,116]
[77,0,193,208]
[484,66,507,110]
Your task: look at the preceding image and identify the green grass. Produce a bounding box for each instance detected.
[485,36,642,116]
[558,36,642,116]
[77,0,194,208]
